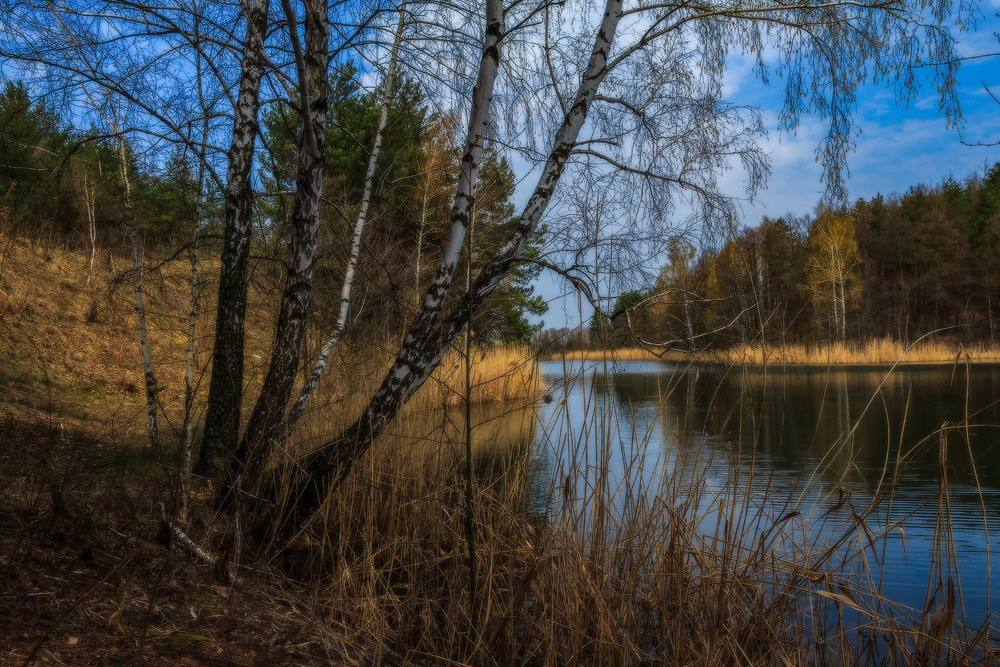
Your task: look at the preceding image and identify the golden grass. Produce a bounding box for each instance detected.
[269,363,993,665]
[290,342,541,452]
[552,338,1000,366]
[2,238,991,664]
[415,344,541,409]
[0,239,540,449]
[552,346,687,362]
[710,337,1000,366]
[0,238,277,441]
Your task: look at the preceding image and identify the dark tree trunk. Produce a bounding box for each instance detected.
[198,0,270,475]
[226,0,330,500]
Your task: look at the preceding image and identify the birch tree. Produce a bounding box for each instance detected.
[268,0,969,528]
[221,0,334,498]
[282,1,409,440]
[198,0,272,475]
[181,12,214,519]
[806,209,861,341]
[117,132,161,452]
[0,0,971,535]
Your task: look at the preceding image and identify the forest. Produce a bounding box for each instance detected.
[581,164,1000,351]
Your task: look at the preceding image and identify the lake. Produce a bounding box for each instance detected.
[442,359,1000,638]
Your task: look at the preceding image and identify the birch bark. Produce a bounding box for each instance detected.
[199,0,270,474]
[229,0,330,494]
[283,0,408,438]
[283,0,623,523]
[181,193,200,517]
[83,172,96,287]
[117,132,160,453]
[181,25,210,519]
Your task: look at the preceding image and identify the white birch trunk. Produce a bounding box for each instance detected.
[181,37,209,518]
[117,134,159,452]
[415,190,427,293]
[840,279,847,341]
[229,0,330,496]
[684,296,695,349]
[283,1,407,438]
[988,276,994,343]
[181,211,199,514]
[291,0,624,519]
[83,172,97,286]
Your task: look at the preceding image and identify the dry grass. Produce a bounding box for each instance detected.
[0,238,542,663]
[0,239,539,446]
[552,346,688,362]
[270,359,996,665]
[415,344,541,409]
[288,338,540,451]
[710,337,1000,365]
[553,338,1000,366]
[3,238,995,665]
[0,237,278,442]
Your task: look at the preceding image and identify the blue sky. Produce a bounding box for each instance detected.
[531,6,1000,330]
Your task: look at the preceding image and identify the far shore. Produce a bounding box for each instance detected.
[546,339,1000,367]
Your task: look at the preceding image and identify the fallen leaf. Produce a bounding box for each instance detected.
[67,637,79,645]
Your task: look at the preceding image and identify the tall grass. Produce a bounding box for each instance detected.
[290,343,540,451]
[553,338,1000,365]
[553,346,688,362]
[0,239,540,446]
[5,240,994,663]
[417,344,541,410]
[275,354,995,665]
[713,337,1000,365]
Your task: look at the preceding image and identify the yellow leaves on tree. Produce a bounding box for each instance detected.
[806,209,861,341]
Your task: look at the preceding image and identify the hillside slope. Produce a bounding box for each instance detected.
[0,238,277,447]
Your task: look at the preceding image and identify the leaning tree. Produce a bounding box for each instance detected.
[0,0,972,538]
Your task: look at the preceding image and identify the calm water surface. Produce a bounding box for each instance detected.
[516,360,1000,631]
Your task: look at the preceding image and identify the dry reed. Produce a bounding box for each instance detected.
[4,240,994,664]
[289,342,541,451]
[416,344,541,409]
[0,240,540,446]
[554,338,1000,366]
[552,346,688,362]
[711,337,1000,365]
[278,358,994,665]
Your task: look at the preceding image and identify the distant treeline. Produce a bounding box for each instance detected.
[538,164,1000,352]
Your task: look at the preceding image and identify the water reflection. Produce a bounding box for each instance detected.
[532,359,1000,632]
[373,359,1000,631]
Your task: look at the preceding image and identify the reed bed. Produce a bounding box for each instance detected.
[553,346,688,362]
[291,343,541,450]
[553,338,1000,366]
[416,344,541,410]
[5,240,994,663]
[713,337,1000,365]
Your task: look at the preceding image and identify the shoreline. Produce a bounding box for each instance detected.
[546,339,1000,367]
